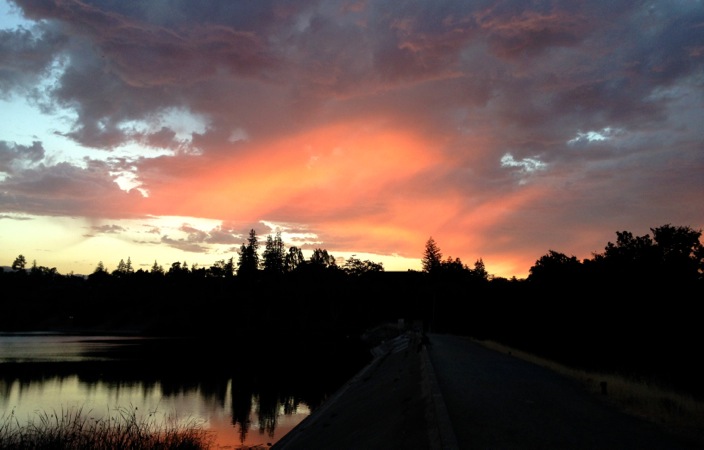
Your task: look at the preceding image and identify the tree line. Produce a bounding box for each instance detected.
[6,229,383,282]
[2,223,703,395]
[9,223,699,285]
[0,228,392,339]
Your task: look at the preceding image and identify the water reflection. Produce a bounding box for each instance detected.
[0,333,143,363]
[0,334,369,448]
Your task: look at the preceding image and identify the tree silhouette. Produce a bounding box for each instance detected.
[113,257,134,277]
[342,256,384,276]
[167,261,190,278]
[473,258,489,281]
[11,254,26,271]
[207,258,234,277]
[603,230,656,263]
[262,230,286,275]
[591,226,704,286]
[225,257,235,277]
[528,250,581,284]
[237,229,260,277]
[421,237,442,273]
[284,246,305,272]
[309,248,336,268]
[150,260,165,275]
[87,261,110,283]
[27,259,59,280]
[651,224,703,282]
[440,256,468,275]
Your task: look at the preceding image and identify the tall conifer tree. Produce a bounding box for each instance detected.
[422,237,443,273]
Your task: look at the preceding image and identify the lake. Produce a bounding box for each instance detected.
[0,332,369,448]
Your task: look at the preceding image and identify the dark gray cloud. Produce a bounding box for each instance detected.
[0,24,65,97]
[8,0,701,153]
[0,140,45,173]
[160,235,208,253]
[205,225,240,245]
[157,223,241,253]
[82,223,125,237]
[0,158,146,218]
[91,224,125,234]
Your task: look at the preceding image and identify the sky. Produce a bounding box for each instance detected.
[1,0,702,279]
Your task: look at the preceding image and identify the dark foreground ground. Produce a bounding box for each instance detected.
[274,333,702,450]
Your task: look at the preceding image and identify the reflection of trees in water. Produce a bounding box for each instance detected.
[249,394,305,441]
[256,390,284,438]
[230,380,253,442]
[0,380,11,404]
[231,393,304,443]
[0,370,304,444]
[256,390,279,438]
[0,352,365,445]
[229,377,304,442]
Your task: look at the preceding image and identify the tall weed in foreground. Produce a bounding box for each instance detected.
[0,405,214,450]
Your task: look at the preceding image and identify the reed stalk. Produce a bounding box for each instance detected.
[0,405,214,450]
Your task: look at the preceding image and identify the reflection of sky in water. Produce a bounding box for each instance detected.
[0,334,142,362]
[0,335,312,448]
[0,376,310,448]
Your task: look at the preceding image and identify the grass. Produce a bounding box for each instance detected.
[475,339,704,447]
[0,405,214,450]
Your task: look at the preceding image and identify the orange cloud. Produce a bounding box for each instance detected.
[141,120,437,224]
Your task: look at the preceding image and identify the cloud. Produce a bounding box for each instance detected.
[1,0,702,277]
[205,225,241,245]
[87,224,125,235]
[160,235,208,253]
[0,158,147,218]
[16,0,276,85]
[142,225,161,234]
[8,0,290,150]
[0,24,65,97]
[567,127,623,146]
[0,213,32,220]
[179,224,207,239]
[500,153,546,174]
[5,0,693,156]
[475,5,589,59]
[0,140,45,173]
[157,223,241,253]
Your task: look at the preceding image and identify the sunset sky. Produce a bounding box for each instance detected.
[1,0,702,278]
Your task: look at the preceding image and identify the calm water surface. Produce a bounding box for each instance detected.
[0,333,364,448]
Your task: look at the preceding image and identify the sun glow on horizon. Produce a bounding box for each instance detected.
[1,211,536,279]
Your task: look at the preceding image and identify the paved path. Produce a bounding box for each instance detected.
[427,334,700,450]
[274,332,700,449]
[274,333,434,449]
